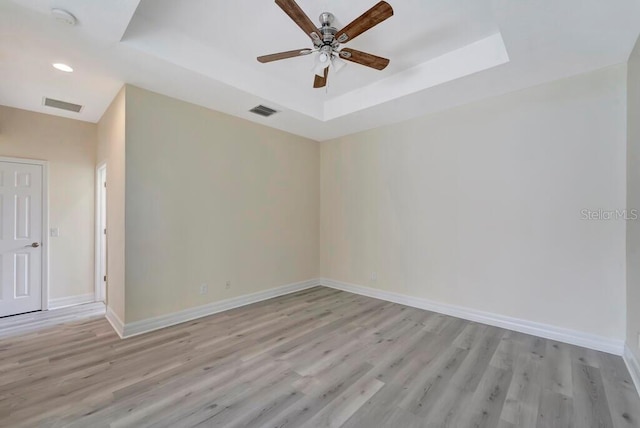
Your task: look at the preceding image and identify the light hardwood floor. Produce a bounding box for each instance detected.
[0,302,105,339]
[0,287,638,427]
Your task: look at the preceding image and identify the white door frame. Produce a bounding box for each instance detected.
[0,156,50,311]
[95,162,107,303]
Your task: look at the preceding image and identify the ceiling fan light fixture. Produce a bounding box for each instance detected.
[313,51,331,76]
[313,61,329,77]
[331,56,347,73]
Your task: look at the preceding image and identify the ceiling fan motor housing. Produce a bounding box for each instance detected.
[317,12,338,47]
[319,12,335,26]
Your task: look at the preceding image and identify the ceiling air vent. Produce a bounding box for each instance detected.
[249,105,278,117]
[43,97,83,113]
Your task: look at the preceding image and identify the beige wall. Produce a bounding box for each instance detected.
[0,106,96,300]
[0,62,631,347]
[123,85,319,322]
[320,64,627,340]
[628,38,640,361]
[97,88,126,322]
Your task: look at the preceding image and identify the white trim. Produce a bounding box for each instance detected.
[624,344,640,395]
[94,162,107,303]
[48,293,95,310]
[118,279,320,338]
[0,156,50,312]
[319,278,625,356]
[103,276,625,358]
[106,305,124,339]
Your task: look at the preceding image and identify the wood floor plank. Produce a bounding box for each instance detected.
[542,340,574,397]
[398,345,470,417]
[458,365,514,428]
[597,352,640,428]
[490,330,520,371]
[572,362,615,428]
[299,375,385,428]
[537,390,574,428]
[266,362,374,428]
[341,384,423,428]
[499,353,543,427]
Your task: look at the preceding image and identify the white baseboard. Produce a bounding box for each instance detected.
[118,279,321,338]
[624,345,640,394]
[105,277,624,358]
[320,278,624,356]
[48,293,95,310]
[105,306,124,339]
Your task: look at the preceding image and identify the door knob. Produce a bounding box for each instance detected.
[29,242,40,248]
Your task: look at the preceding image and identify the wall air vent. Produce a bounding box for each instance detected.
[43,97,83,113]
[249,105,278,117]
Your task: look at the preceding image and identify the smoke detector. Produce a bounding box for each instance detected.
[51,9,77,26]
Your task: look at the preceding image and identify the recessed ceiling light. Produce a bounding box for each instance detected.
[52,63,73,73]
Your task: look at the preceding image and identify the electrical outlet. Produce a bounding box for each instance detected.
[199,284,208,295]
[371,272,377,281]
[226,281,231,289]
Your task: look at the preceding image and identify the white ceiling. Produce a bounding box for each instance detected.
[1,0,640,141]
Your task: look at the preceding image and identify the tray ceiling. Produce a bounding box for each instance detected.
[1,0,639,140]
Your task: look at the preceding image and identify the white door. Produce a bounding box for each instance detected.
[0,161,43,317]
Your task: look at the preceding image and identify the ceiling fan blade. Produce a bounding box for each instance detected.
[339,48,389,70]
[258,49,312,63]
[275,0,322,44]
[314,67,328,88]
[335,1,393,44]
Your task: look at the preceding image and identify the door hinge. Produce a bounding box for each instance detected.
[104,182,107,188]
[104,228,107,235]
[104,275,107,282]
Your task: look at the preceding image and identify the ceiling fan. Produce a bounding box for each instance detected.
[257,0,394,88]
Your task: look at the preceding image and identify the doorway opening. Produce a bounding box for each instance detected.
[95,163,107,303]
